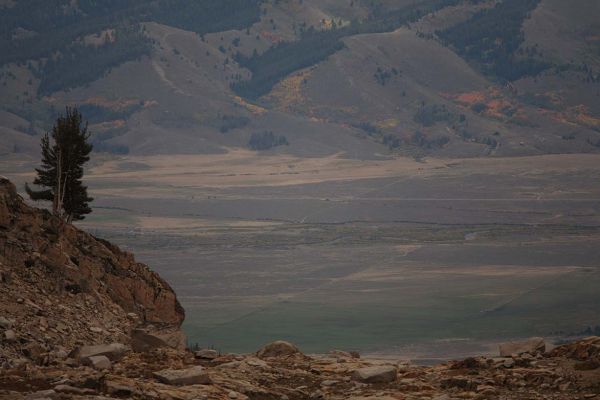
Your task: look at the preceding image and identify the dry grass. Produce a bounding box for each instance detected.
[86,150,600,196]
[88,149,448,190]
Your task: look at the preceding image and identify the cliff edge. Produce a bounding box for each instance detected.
[0,177,184,361]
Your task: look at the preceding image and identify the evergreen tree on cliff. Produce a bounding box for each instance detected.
[26,107,93,222]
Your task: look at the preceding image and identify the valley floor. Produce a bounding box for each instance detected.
[3,151,600,356]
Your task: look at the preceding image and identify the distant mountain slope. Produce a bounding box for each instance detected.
[0,0,599,158]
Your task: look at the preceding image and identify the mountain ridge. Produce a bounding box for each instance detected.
[1,0,600,159]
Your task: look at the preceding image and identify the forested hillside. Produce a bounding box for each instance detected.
[438,0,549,81]
[0,0,261,95]
[233,0,461,99]
[1,0,599,158]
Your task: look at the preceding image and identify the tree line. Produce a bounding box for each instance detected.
[36,25,152,95]
[232,0,460,99]
[437,0,549,81]
[1,0,262,95]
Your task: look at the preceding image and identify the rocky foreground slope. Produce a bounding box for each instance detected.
[0,177,599,399]
[0,176,184,359]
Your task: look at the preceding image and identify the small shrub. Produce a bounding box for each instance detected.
[248,131,289,150]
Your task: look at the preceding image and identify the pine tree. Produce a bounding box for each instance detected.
[26,107,93,222]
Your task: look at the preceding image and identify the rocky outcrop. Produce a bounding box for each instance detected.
[550,336,600,361]
[2,338,600,400]
[195,348,219,360]
[153,366,211,385]
[351,365,398,383]
[81,354,112,370]
[257,340,300,358]
[131,327,186,352]
[0,177,184,363]
[70,343,129,362]
[499,337,546,357]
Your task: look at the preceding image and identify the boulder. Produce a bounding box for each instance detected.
[0,316,12,329]
[499,337,545,357]
[153,366,211,385]
[25,389,56,400]
[450,357,482,370]
[105,381,139,397]
[81,355,112,370]
[257,341,300,358]
[440,376,477,390]
[245,357,269,369]
[329,350,353,358]
[321,380,339,387]
[351,365,397,383]
[71,343,129,362]
[53,385,95,395]
[195,349,219,360]
[503,358,515,368]
[23,343,46,361]
[51,349,68,361]
[574,360,600,370]
[4,329,16,342]
[477,385,497,396]
[131,328,186,352]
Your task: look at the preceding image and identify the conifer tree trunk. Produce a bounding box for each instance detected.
[26,107,94,222]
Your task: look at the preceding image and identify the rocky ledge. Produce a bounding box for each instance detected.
[0,177,184,363]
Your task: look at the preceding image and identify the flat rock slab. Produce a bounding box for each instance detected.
[351,365,397,383]
[499,337,545,357]
[4,329,16,342]
[72,343,129,361]
[106,381,139,397]
[195,349,219,360]
[81,355,111,370]
[153,366,211,386]
[54,384,95,395]
[25,389,56,400]
[131,329,186,352]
